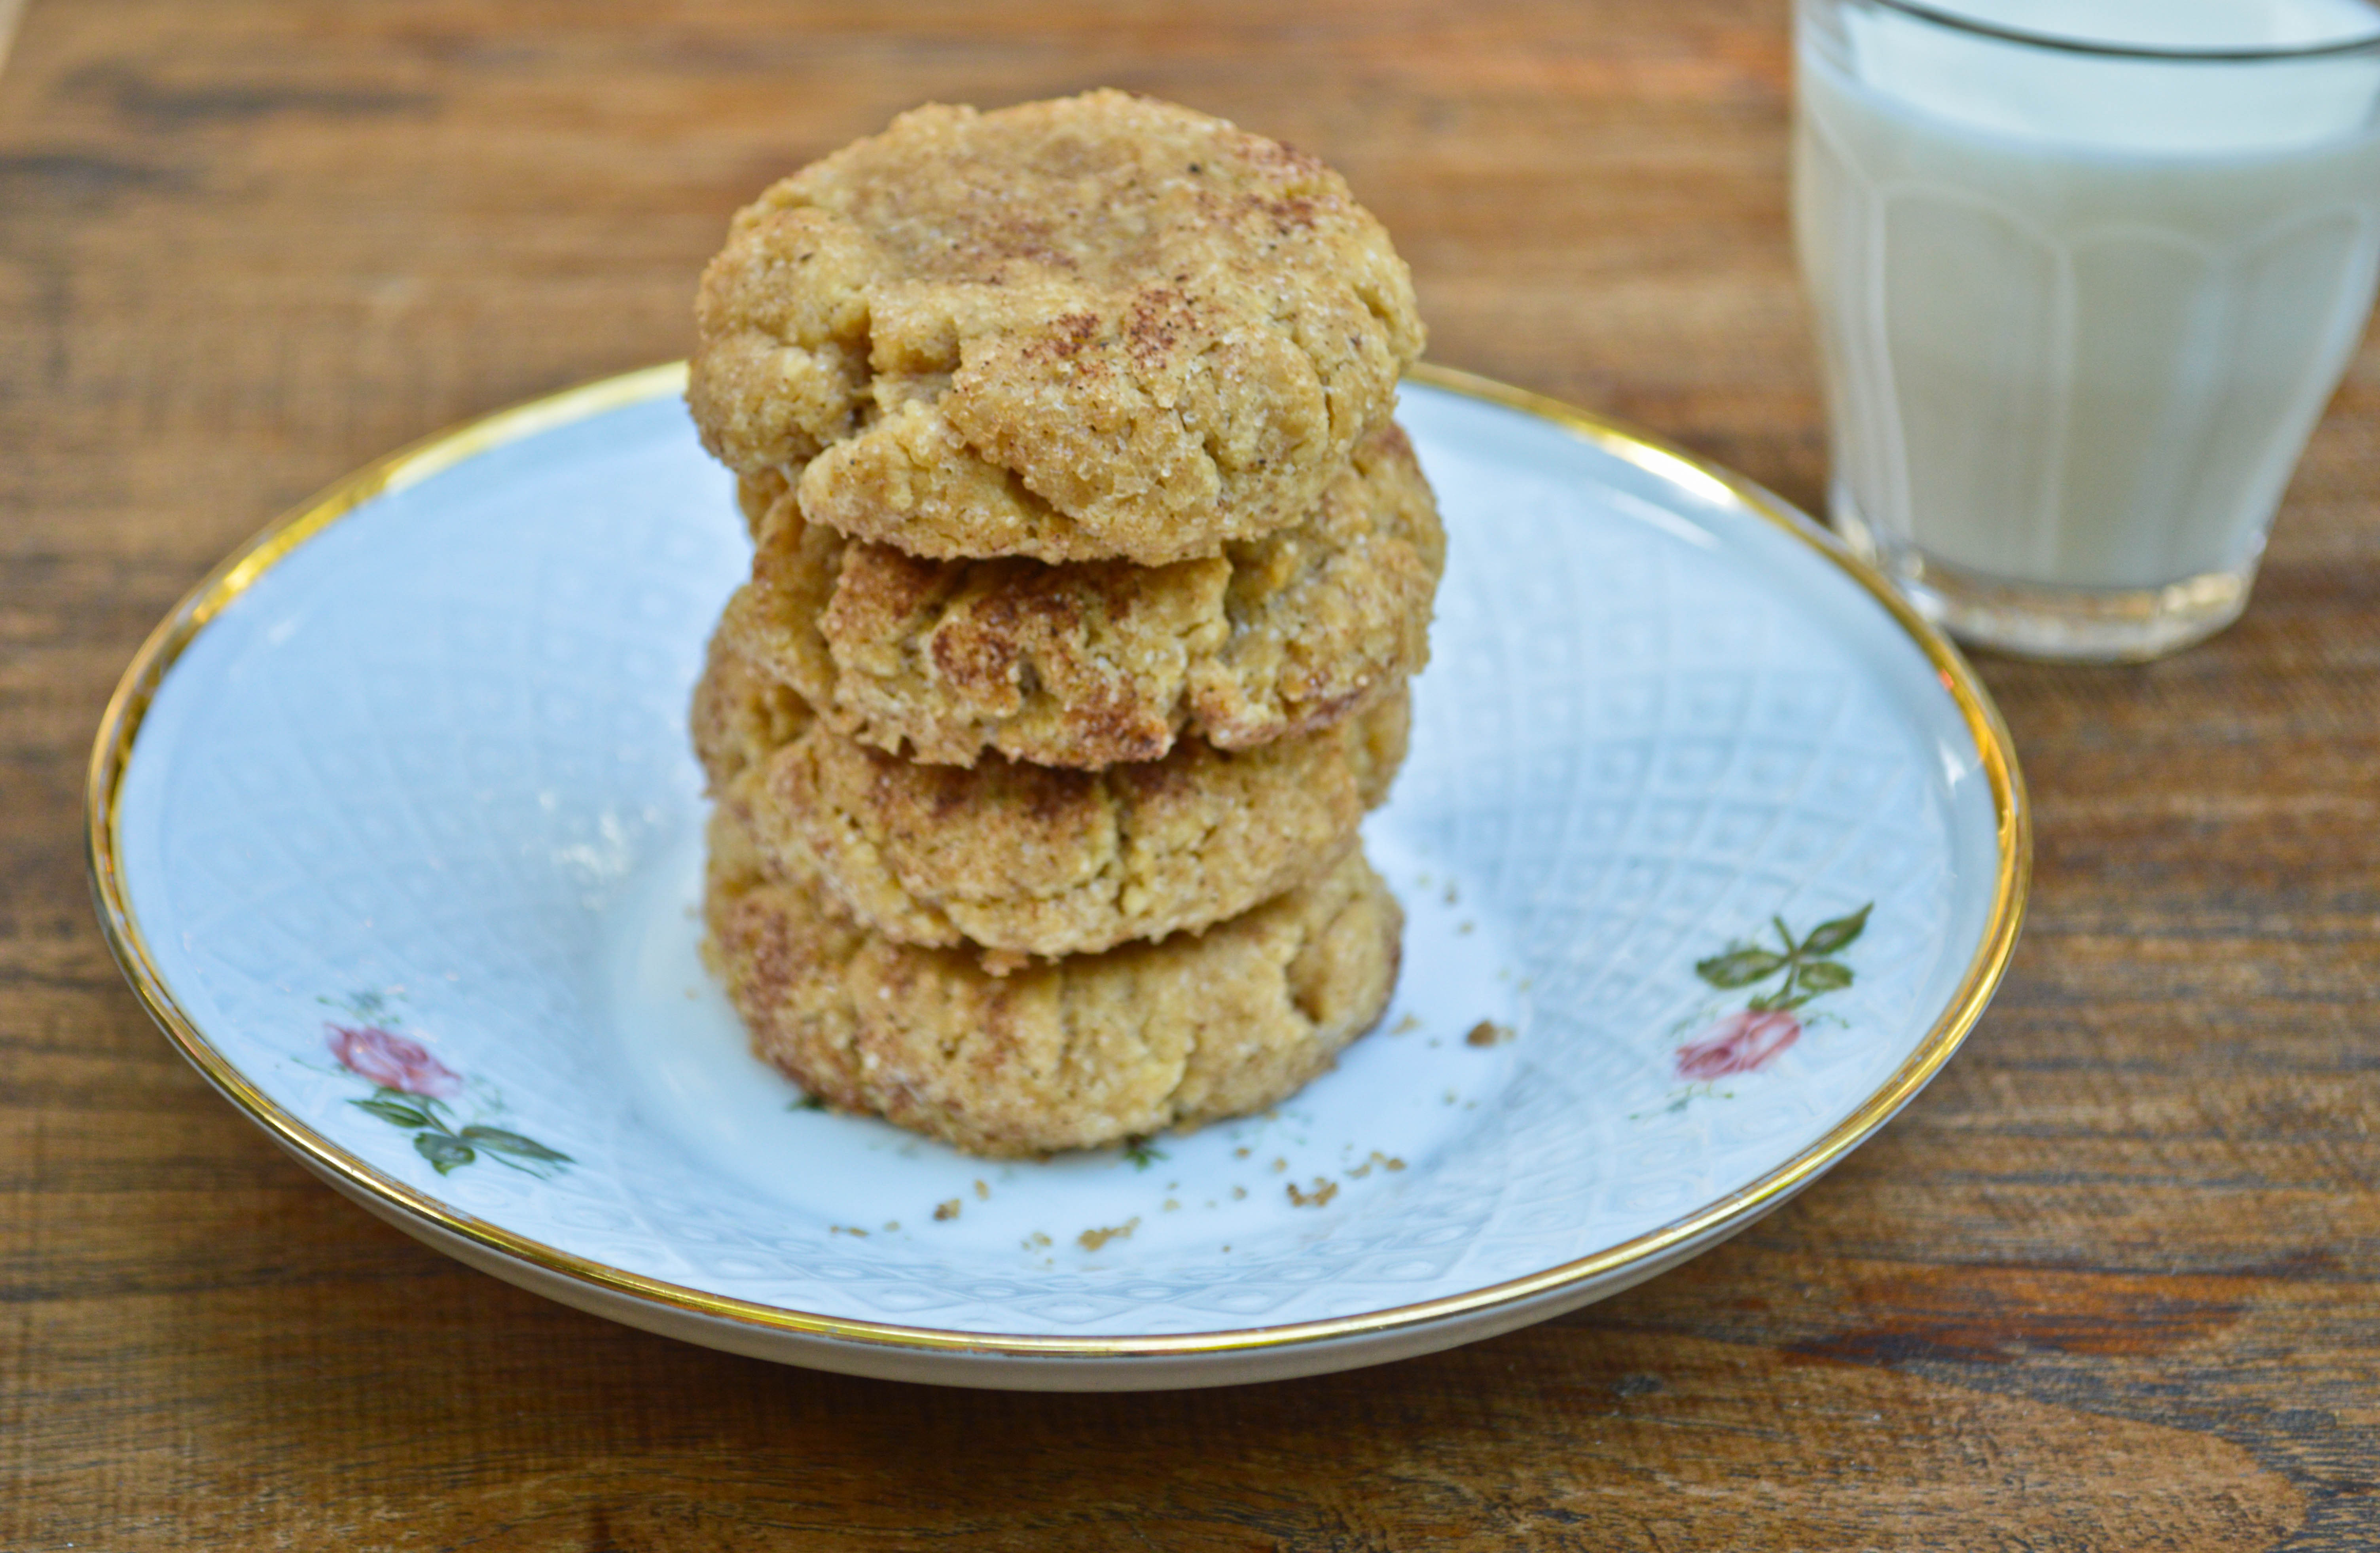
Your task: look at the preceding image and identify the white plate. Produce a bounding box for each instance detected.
[89,364,2027,1391]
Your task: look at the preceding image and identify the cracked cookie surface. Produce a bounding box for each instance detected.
[722,421,1441,769]
[687,89,1424,565]
[693,634,1407,957]
[703,807,1403,1157]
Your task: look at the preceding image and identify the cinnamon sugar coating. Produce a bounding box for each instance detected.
[693,634,1407,957]
[721,421,1439,768]
[688,90,1423,565]
[703,808,1402,1158]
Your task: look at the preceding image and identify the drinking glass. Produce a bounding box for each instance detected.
[1794,0,2380,660]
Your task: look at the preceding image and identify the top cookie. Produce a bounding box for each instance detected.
[688,90,1425,565]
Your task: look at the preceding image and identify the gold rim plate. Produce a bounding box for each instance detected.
[86,361,2030,1365]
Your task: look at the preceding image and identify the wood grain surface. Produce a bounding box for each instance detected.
[4,1,2375,1548]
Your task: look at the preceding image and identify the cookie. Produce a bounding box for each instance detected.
[761,691,1403,958]
[689,627,813,795]
[724,420,1442,768]
[687,90,1425,565]
[703,808,1404,1157]
[694,633,1408,956]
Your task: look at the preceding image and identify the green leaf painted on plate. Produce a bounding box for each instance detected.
[1796,959,1854,993]
[1800,904,1872,957]
[459,1126,571,1163]
[1696,948,1787,988]
[353,1095,436,1129]
[415,1133,474,1174]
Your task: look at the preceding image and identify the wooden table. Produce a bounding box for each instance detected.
[4,2,2373,1546]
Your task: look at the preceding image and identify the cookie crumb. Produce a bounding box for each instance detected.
[1231,1186,1247,1200]
[1391,1014,1422,1035]
[1271,1157,1288,1173]
[1467,1020,1513,1047]
[1078,1218,1140,1252]
[1287,1178,1339,1208]
[934,1199,961,1221]
[974,1179,991,1200]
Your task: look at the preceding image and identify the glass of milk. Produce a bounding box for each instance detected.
[1795,0,2380,660]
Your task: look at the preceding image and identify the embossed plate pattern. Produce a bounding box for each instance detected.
[89,364,2027,1390]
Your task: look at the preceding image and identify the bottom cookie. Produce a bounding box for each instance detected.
[703,807,1404,1158]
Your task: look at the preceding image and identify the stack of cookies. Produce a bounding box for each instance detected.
[683,91,1440,1158]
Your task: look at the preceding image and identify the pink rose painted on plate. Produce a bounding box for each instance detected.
[1675,1009,1801,1080]
[326,1023,463,1098]
[1656,903,1873,1103]
[316,991,570,1177]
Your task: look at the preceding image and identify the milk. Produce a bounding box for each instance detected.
[1795,0,2380,595]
